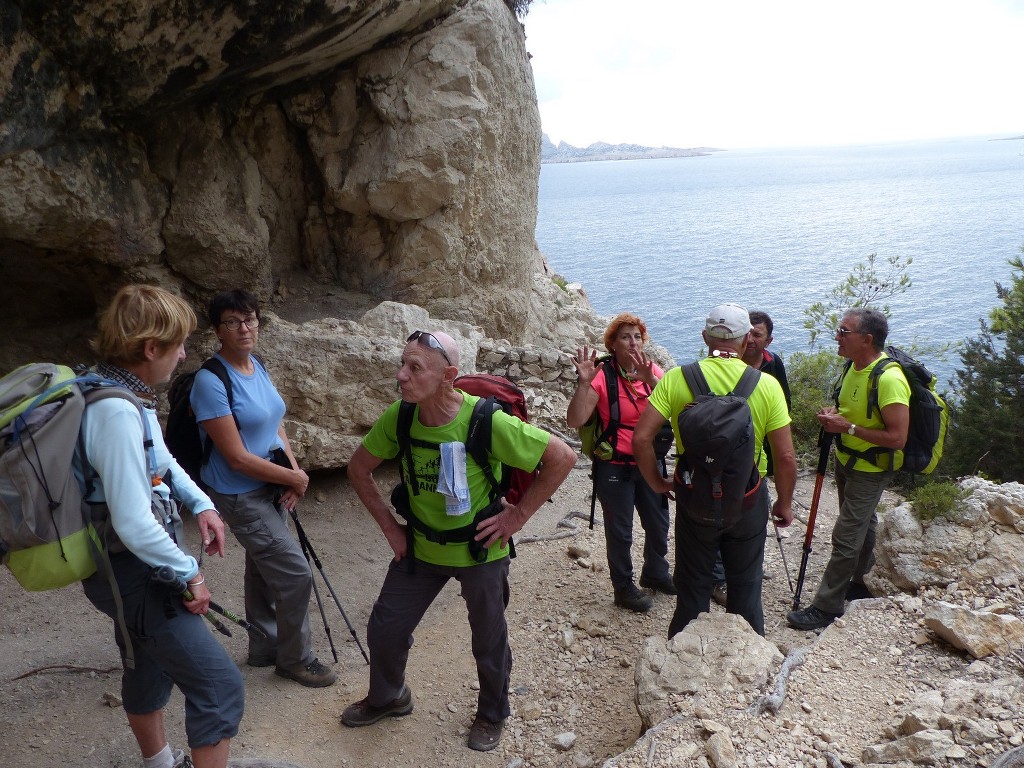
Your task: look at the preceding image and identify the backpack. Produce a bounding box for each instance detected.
[675,362,763,527]
[834,346,948,474]
[391,374,537,562]
[0,363,152,591]
[576,360,674,462]
[165,357,238,483]
[454,373,538,505]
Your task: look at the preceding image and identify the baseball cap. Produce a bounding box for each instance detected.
[705,303,752,340]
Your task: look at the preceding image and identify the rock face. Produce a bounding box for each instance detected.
[871,477,1024,594]
[1,0,546,374]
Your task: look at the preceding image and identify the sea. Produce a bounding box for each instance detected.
[535,136,1024,386]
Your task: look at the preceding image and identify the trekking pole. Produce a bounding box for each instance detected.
[588,472,598,530]
[207,599,268,641]
[288,508,370,664]
[296,524,339,664]
[792,429,834,612]
[772,514,795,594]
[150,566,232,637]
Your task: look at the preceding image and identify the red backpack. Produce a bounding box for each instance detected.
[453,373,537,505]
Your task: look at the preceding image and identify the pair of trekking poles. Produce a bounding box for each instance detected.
[152,506,369,665]
[745,428,835,610]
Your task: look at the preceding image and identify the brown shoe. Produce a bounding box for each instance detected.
[467,716,504,752]
[274,658,337,688]
[341,686,414,727]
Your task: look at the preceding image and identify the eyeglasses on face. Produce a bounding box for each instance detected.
[220,316,260,331]
[835,326,864,337]
[407,330,453,366]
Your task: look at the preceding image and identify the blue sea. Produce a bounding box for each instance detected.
[536,137,1024,386]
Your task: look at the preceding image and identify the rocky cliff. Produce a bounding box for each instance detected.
[0,0,613,467]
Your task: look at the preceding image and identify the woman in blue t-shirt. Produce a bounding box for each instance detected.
[190,288,335,688]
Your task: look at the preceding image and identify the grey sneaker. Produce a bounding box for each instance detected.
[171,748,194,768]
[787,604,842,631]
[341,686,414,727]
[275,658,337,688]
[467,716,504,752]
[613,583,654,613]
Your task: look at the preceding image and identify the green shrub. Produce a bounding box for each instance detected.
[905,479,967,522]
[945,253,1024,481]
[786,349,844,464]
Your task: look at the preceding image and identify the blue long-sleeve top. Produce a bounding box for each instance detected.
[79,397,214,581]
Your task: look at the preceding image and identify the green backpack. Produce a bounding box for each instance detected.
[0,363,151,591]
[576,360,673,461]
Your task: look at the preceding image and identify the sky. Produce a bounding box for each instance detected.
[525,0,1024,150]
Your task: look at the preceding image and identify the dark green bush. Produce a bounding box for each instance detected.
[945,254,1024,481]
[786,349,844,464]
[904,479,967,522]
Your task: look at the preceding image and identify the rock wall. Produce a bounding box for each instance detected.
[0,0,548,373]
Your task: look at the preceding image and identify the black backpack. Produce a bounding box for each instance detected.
[834,346,948,474]
[164,357,236,482]
[675,362,762,527]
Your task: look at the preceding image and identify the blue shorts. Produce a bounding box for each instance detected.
[83,552,245,748]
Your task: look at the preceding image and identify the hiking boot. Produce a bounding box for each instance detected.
[639,575,677,595]
[171,748,193,768]
[613,584,654,613]
[845,581,873,601]
[467,716,505,752]
[275,658,337,688]
[787,604,842,631]
[341,686,414,727]
[711,581,728,607]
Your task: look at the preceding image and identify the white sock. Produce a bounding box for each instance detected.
[142,744,174,768]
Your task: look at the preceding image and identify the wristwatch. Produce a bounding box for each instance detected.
[847,423,857,436]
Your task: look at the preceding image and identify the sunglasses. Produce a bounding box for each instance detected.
[836,327,865,337]
[407,330,453,366]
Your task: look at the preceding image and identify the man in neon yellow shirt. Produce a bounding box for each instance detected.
[342,330,575,752]
[633,304,797,637]
[788,308,910,631]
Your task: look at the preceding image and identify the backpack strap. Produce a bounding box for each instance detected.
[595,361,637,462]
[834,356,895,470]
[466,396,503,501]
[681,361,712,398]
[395,401,418,494]
[198,357,236,469]
[731,365,761,400]
[79,382,156,672]
[392,396,512,562]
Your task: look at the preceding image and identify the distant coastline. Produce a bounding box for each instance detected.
[541,133,723,164]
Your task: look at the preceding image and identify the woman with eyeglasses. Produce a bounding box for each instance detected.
[189,288,336,688]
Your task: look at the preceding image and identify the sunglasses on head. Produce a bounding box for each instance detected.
[407,330,453,366]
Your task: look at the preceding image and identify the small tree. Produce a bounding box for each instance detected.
[788,252,913,461]
[945,254,1024,481]
[803,253,912,348]
[786,349,844,461]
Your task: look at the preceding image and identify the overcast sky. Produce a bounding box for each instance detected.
[525,0,1024,149]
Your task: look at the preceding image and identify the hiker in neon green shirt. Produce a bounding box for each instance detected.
[342,330,575,753]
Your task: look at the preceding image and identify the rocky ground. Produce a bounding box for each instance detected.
[3,459,1023,768]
